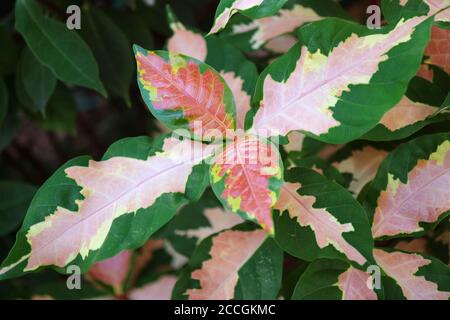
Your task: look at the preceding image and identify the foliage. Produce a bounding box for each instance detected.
[0,0,449,300]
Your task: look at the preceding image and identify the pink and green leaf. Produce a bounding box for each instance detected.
[173,226,283,300]
[374,249,450,300]
[292,259,378,300]
[332,146,388,196]
[165,9,257,130]
[367,134,450,239]
[274,167,374,266]
[228,0,349,51]
[135,47,236,140]
[128,275,177,300]
[88,250,133,295]
[210,135,283,234]
[249,14,433,143]
[0,136,213,280]
[209,0,287,34]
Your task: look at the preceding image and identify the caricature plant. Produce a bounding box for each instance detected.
[0,0,449,300]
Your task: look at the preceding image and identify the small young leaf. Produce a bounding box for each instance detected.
[15,0,106,96]
[210,135,283,233]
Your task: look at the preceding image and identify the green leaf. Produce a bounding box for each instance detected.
[0,101,21,151]
[364,133,450,239]
[0,181,37,237]
[0,77,8,126]
[0,135,212,280]
[15,0,106,96]
[31,83,77,134]
[80,7,134,105]
[106,10,154,50]
[274,167,374,267]
[18,47,57,114]
[0,26,19,76]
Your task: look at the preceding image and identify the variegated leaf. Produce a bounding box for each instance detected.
[379,96,437,131]
[166,7,207,62]
[209,0,287,34]
[374,249,450,300]
[393,0,450,23]
[210,135,283,233]
[333,146,388,196]
[158,189,243,258]
[0,136,213,280]
[135,47,236,140]
[362,75,449,141]
[274,168,374,266]
[128,275,177,300]
[249,15,433,143]
[423,26,450,74]
[229,0,349,51]
[165,9,257,130]
[368,134,450,239]
[173,226,282,300]
[292,259,378,300]
[88,250,133,295]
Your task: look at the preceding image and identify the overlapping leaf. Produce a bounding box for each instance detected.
[226,0,349,52]
[365,133,450,239]
[166,9,257,130]
[363,75,449,141]
[173,225,282,300]
[249,14,433,143]
[210,135,283,233]
[15,0,106,95]
[80,7,134,105]
[292,259,377,300]
[374,249,450,300]
[158,191,243,258]
[88,250,133,295]
[332,146,388,196]
[209,0,287,34]
[274,168,373,266]
[0,136,213,280]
